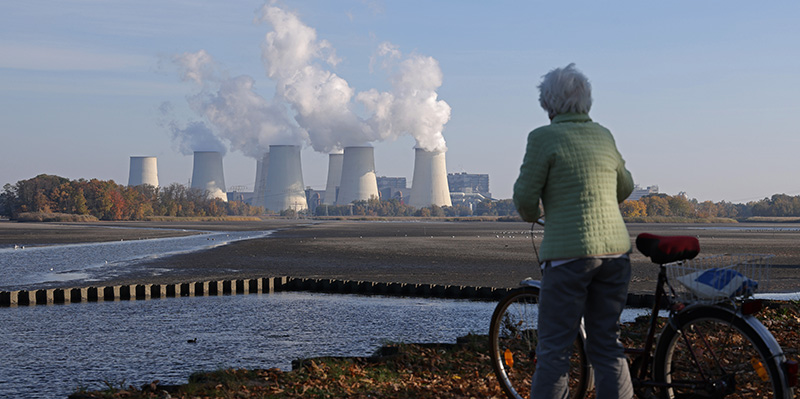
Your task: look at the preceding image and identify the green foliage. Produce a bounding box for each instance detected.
[314,197,416,217]
[748,194,800,217]
[1,175,260,221]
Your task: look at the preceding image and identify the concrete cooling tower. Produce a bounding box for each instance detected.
[263,145,307,212]
[128,156,159,187]
[190,151,227,202]
[252,152,269,209]
[409,148,452,208]
[336,146,379,205]
[322,152,343,205]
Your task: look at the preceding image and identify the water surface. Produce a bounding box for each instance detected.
[0,292,658,398]
[0,230,272,291]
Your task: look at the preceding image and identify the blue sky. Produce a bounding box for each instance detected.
[1,1,798,202]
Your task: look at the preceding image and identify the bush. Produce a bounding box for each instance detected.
[16,212,99,222]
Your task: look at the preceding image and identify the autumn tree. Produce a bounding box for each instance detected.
[619,200,647,218]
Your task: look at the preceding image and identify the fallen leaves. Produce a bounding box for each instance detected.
[70,301,800,399]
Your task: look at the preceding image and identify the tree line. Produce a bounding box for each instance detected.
[311,197,519,218]
[4,174,799,221]
[0,174,261,220]
[620,193,800,219]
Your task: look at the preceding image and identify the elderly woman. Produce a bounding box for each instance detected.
[513,64,634,399]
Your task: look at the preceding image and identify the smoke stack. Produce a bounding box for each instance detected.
[252,152,269,209]
[128,156,159,187]
[409,148,452,208]
[190,151,227,202]
[263,145,307,212]
[322,152,344,205]
[336,146,379,205]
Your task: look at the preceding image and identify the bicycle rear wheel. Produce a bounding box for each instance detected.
[489,286,591,399]
[653,305,791,399]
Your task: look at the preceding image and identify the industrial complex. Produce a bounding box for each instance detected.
[128,148,494,214]
[128,151,657,214]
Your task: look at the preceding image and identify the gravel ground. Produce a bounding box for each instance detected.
[3,220,800,294]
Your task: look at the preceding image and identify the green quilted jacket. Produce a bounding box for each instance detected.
[513,113,634,261]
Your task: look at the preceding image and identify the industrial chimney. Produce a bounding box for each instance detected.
[252,152,269,209]
[322,152,343,205]
[263,145,307,212]
[128,156,159,187]
[336,146,379,205]
[190,151,227,202]
[409,148,452,208]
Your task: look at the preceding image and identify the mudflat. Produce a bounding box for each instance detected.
[3,219,800,294]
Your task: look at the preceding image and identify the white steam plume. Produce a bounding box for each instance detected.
[187,75,305,158]
[159,102,227,156]
[164,4,452,160]
[173,50,217,85]
[358,42,451,152]
[258,5,373,153]
[169,51,302,159]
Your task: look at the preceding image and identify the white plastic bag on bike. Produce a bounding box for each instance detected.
[676,267,758,300]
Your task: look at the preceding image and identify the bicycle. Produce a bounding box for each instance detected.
[489,231,798,398]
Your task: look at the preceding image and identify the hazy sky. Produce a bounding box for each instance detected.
[2,1,798,202]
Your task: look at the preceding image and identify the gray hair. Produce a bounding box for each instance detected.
[538,63,592,118]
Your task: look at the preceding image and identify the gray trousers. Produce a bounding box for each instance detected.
[530,257,633,399]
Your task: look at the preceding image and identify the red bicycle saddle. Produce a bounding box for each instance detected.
[636,233,700,264]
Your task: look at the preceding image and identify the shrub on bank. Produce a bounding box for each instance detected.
[624,216,738,224]
[16,212,99,222]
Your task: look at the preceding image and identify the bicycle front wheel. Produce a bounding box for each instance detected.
[653,305,791,399]
[489,286,591,399]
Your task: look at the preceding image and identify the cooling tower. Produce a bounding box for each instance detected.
[409,148,452,208]
[322,152,344,205]
[252,152,269,209]
[336,146,379,205]
[190,151,227,202]
[263,145,307,212]
[128,156,159,187]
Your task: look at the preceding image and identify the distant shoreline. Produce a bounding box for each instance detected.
[2,220,800,295]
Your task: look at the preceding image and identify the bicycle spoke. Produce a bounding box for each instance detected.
[660,316,779,398]
[490,288,589,399]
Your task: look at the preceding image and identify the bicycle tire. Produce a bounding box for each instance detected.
[653,305,792,399]
[489,286,591,399]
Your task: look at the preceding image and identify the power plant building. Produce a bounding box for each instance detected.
[252,153,269,209]
[377,176,409,201]
[336,146,379,205]
[447,172,490,198]
[409,148,452,208]
[627,184,659,201]
[263,145,308,212]
[128,156,159,187]
[322,152,344,205]
[190,151,227,202]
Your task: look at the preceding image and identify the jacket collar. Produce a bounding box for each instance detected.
[551,113,592,124]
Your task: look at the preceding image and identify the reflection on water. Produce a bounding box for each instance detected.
[0,230,272,291]
[0,292,654,398]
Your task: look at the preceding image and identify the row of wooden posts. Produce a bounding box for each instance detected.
[0,276,660,308]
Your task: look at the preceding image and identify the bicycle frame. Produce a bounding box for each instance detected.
[626,264,676,392]
[626,265,793,395]
[501,226,796,397]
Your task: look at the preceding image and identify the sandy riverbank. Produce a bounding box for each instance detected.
[3,219,800,294]
[0,219,306,244]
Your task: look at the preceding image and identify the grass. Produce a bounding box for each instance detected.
[15,212,99,222]
[142,216,263,222]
